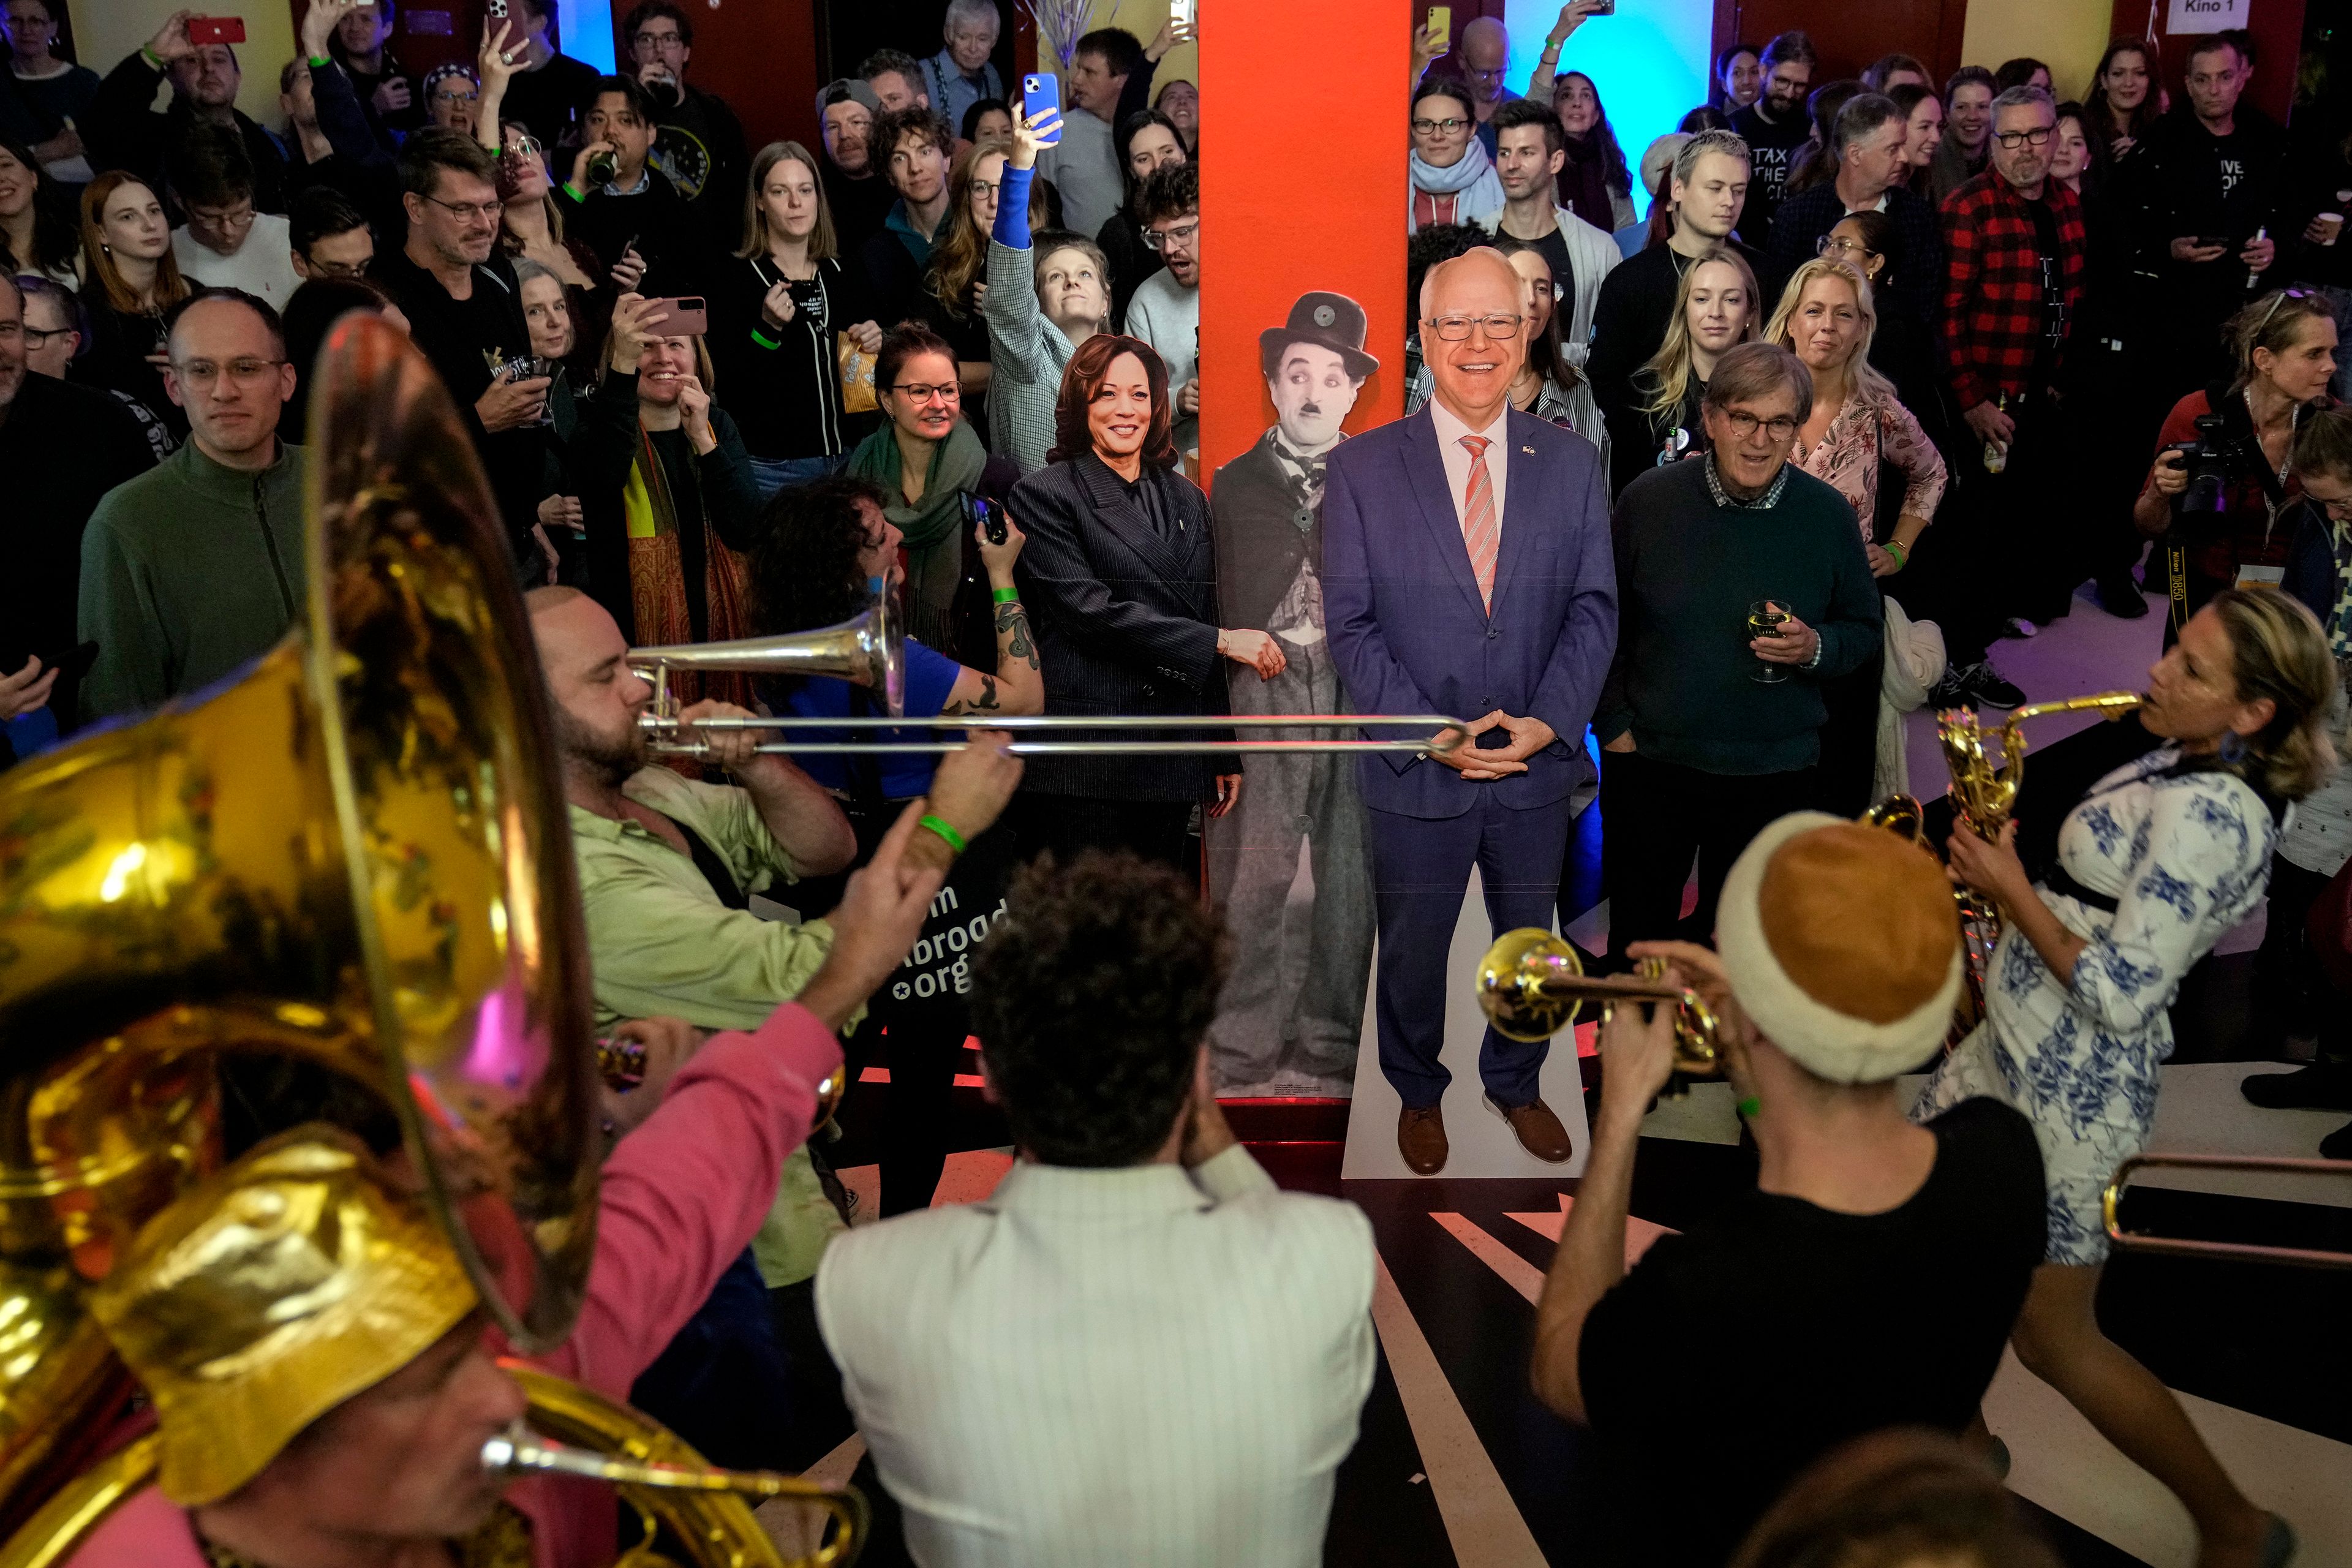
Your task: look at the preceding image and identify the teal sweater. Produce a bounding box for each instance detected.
[1595,458,1880,775]
[77,439,309,724]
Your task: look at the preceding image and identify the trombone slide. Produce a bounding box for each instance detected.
[2103,1153,2352,1270]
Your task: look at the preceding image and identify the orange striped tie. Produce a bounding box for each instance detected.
[1458,434,1498,611]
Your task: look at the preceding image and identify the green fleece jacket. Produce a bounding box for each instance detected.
[77,439,308,725]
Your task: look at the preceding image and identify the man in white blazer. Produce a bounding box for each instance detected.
[815,851,1376,1567]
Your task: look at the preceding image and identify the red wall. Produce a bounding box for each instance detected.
[2111,0,2304,126]
[1200,0,1408,476]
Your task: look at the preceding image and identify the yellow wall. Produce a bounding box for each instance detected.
[1039,0,1197,90]
[66,0,300,132]
[1959,0,2116,100]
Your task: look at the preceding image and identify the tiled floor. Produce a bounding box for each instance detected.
[810,581,2352,1567]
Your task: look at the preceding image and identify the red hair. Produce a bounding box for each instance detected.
[1048,334,1179,469]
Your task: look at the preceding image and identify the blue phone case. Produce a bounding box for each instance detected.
[1023,74,1063,145]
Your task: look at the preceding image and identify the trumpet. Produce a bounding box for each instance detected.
[2102,1153,2352,1270]
[1476,929,1723,1079]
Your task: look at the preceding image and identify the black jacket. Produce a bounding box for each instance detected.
[0,374,160,733]
[88,51,288,214]
[1009,453,1228,802]
[575,371,762,644]
[1210,432,1317,636]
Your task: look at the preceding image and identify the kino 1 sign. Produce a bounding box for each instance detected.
[2167,0,2249,33]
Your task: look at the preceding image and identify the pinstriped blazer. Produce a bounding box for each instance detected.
[1008,453,1227,802]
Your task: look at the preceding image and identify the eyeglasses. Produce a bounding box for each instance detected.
[1817,233,1875,259]
[420,193,505,222]
[1411,116,1469,135]
[17,323,71,349]
[187,206,257,232]
[2310,493,2352,521]
[1721,410,1801,440]
[1422,313,1524,341]
[170,356,285,389]
[632,29,685,52]
[1143,219,1199,252]
[1992,126,2054,149]
[890,382,959,404]
[305,256,371,279]
[2252,287,2316,336]
[503,132,545,158]
[970,179,1000,197]
[433,88,480,105]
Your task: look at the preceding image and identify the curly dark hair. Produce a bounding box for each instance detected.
[1047,333,1179,469]
[1135,160,1199,227]
[970,851,1229,1166]
[748,475,890,635]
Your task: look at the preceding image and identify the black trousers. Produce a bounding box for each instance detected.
[2252,857,2352,1067]
[1600,750,1821,959]
[1009,791,1196,873]
[1915,390,2070,662]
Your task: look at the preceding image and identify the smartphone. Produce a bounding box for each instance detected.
[29,642,99,681]
[963,495,1008,546]
[2198,236,2235,251]
[187,16,246,45]
[648,296,708,336]
[488,0,507,14]
[1170,0,1193,25]
[1427,5,1451,44]
[1023,74,1062,145]
[1588,0,1615,12]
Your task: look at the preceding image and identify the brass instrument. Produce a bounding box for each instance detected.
[0,1370,861,1568]
[0,317,864,1561]
[1895,692,2144,1035]
[627,608,1471,760]
[1476,929,1723,1078]
[2102,1153,2352,1270]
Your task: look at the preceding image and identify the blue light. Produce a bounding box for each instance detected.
[561,0,617,72]
[1502,0,1712,221]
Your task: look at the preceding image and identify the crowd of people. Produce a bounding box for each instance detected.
[5,2,2351,1567]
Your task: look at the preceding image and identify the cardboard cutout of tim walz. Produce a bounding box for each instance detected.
[1205,292,1382,1096]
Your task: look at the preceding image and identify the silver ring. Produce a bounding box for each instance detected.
[501,50,513,63]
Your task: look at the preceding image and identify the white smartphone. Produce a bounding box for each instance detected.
[1171,0,1193,26]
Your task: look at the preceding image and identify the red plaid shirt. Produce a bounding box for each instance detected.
[1938,172,2086,412]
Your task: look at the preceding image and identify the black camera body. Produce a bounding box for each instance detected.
[2166,412,2233,514]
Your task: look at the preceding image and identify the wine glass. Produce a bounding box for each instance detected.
[1748,598,1793,685]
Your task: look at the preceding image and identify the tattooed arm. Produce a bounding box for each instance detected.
[941,511,1046,717]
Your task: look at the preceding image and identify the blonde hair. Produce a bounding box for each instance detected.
[927,143,1001,323]
[2228,288,2337,396]
[79,173,190,317]
[1764,257,1898,413]
[2207,587,2339,803]
[739,141,838,263]
[1638,247,1758,423]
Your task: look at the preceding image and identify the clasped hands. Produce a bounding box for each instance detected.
[1431,710,1556,780]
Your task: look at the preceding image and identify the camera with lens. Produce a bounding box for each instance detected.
[2165,412,2232,514]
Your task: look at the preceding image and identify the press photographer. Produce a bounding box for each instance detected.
[2135,289,2340,637]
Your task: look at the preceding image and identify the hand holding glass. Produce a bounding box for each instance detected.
[1748,599,1792,685]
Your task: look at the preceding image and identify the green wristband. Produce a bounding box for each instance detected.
[991,585,1020,604]
[561,180,587,202]
[1885,539,1910,568]
[918,813,968,857]
[1736,1095,1762,1120]
[749,326,783,350]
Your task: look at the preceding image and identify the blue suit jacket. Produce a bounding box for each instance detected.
[1324,406,1618,820]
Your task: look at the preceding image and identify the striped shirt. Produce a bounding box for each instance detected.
[817,1145,1376,1566]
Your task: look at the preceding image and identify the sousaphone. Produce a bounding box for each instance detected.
[0,317,859,1563]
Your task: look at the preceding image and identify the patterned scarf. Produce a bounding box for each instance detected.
[623,424,753,710]
[2328,521,2352,664]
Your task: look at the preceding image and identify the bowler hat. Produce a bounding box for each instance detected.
[1259,291,1380,382]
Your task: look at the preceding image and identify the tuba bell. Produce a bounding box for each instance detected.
[0,317,861,1564]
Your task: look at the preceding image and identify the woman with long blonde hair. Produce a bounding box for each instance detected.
[1605,247,1757,495]
[77,172,191,442]
[921,142,1006,404]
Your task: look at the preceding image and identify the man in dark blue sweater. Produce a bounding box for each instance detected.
[1596,341,1880,959]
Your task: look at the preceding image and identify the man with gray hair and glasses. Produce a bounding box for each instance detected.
[1594,340,1880,960]
[1766,91,1943,329]
[921,0,1006,138]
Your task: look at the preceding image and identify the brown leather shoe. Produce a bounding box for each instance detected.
[1487,1095,1574,1163]
[1398,1104,1449,1175]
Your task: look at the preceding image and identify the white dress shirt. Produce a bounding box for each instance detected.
[1427,394,1511,535]
[816,1144,1376,1568]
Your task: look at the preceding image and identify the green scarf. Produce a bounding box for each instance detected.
[848,418,987,650]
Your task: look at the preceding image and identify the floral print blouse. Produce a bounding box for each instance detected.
[1789,390,1948,544]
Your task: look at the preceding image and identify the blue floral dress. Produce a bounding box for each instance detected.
[1913,745,2278,1264]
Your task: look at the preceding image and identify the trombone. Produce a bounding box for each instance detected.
[2102,1153,2352,1270]
[627,609,1472,758]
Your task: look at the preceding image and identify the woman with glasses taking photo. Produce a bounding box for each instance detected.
[843,322,1018,663]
